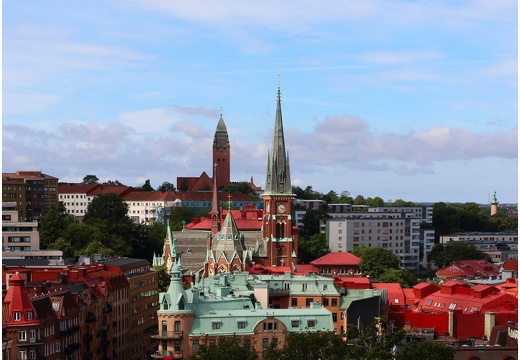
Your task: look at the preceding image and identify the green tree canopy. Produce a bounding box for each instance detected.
[138,179,154,191]
[298,233,330,264]
[396,341,455,360]
[300,209,331,238]
[427,242,492,268]
[153,264,171,293]
[221,182,259,198]
[39,208,75,249]
[168,206,198,231]
[353,247,400,279]
[82,174,99,184]
[188,336,257,360]
[83,192,130,223]
[157,181,176,192]
[378,268,418,288]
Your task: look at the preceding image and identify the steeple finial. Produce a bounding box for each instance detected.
[227,193,232,210]
[277,66,281,88]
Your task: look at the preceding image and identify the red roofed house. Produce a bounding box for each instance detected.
[310,251,361,276]
[436,260,500,280]
[501,258,518,279]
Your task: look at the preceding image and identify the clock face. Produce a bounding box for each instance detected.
[277,203,286,213]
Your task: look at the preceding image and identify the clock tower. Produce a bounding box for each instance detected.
[261,82,298,267]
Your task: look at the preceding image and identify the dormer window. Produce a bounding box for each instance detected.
[13,312,21,321]
[26,311,33,320]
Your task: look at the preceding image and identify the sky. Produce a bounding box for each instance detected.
[2,1,518,204]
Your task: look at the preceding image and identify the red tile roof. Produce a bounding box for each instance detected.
[122,191,178,201]
[503,258,518,271]
[436,260,500,279]
[372,282,406,306]
[310,252,361,266]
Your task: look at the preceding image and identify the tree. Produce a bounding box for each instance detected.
[353,195,366,205]
[396,341,455,360]
[179,179,189,192]
[168,206,198,231]
[322,190,339,204]
[82,174,99,184]
[300,209,331,238]
[138,179,154,191]
[39,208,75,249]
[427,242,492,268]
[221,182,258,198]
[353,247,400,279]
[378,268,418,288]
[83,193,130,223]
[298,233,329,264]
[46,237,74,257]
[153,264,171,292]
[157,181,176,192]
[188,336,257,360]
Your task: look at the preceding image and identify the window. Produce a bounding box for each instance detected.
[174,321,181,332]
[332,313,337,322]
[174,341,181,351]
[306,298,313,307]
[262,338,269,350]
[19,350,27,360]
[237,321,246,329]
[192,340,199,352]
[323,298,329,307]
[302,283,308,291]
[30,329,36,340]
[212,322,221,330]
[291,320,299,328]
[55,341,60,352]
[307,320,316,328]
[291,298,297,307]
[13,312,21,321]
[332,298,338,307]
[18,330,27,341]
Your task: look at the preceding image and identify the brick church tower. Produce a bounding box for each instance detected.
[260,83,298,268]
[212,115,230,187]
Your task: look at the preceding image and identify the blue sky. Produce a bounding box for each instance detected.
[3,1,518,203]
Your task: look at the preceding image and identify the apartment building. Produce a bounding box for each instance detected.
[440,232,518,244]
[327,212,422,271]
[2,171,59,221]
[2,202,40,252]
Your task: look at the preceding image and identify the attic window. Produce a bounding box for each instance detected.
[425,300,432,306]
[13,312,21,321]
[449,303,457,310]
[470,306,479,313]
[26,311,33,320]
[394,299,399,304]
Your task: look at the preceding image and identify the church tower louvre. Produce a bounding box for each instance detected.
[260,81,298,268]
[213,114,231,187]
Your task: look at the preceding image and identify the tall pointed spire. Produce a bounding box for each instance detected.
[264,80,292,195]
[210,163,220,239]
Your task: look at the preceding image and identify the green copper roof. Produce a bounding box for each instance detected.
[216,115,227,132]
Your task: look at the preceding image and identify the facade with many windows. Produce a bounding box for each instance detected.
[2,202,40,252]
[2,171,59,221]
[327,213,423,271]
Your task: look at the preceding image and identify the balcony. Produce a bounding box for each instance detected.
[151,350,173,358]
[151,330,183,340]
[268,288,290,296]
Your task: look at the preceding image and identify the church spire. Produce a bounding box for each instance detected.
[210,163,220,239]
[264,81,292,195]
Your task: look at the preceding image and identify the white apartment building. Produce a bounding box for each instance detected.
[440,232,518,244]
[326,212,422,271]
[2,202,40,252]
[368,206,433,224]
